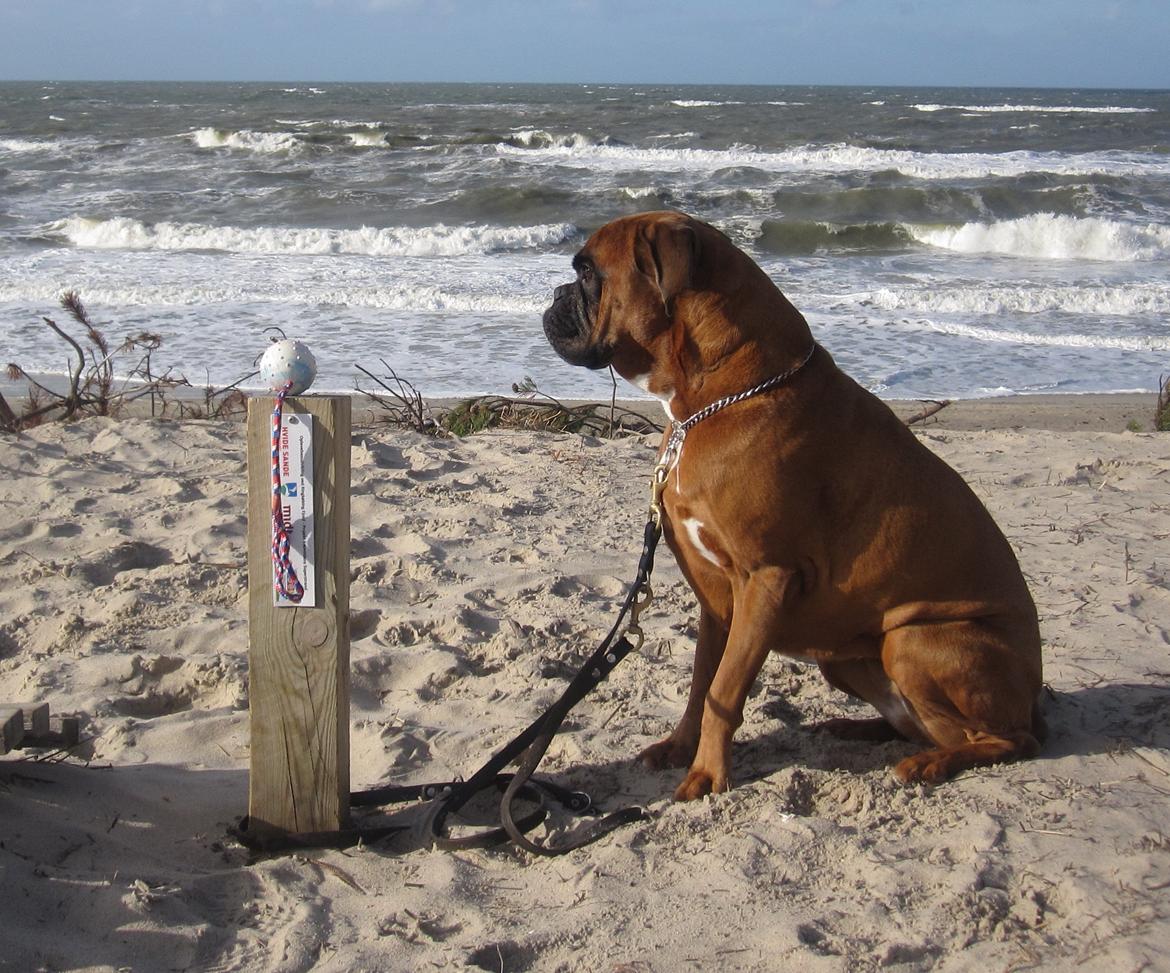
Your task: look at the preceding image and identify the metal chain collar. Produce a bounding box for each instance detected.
[649,341,818,527]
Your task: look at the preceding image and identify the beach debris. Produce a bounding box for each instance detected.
[355,361,442,435]
[906,398,953,425]
[3,291,253,431]
[355,363,664,439]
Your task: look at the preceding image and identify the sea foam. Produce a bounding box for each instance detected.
[496,140,1169,181]
[191,128,301,153]
[913,103,1156,114]
[856,283,1170,319]
[908,214,1170,261]
[915,319,1170,352]
[0,280,541,315]
[51,216,579,257]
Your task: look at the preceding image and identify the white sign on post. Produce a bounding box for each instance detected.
[274,412,316,607]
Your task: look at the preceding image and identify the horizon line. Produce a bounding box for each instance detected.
[3,77,1169,93]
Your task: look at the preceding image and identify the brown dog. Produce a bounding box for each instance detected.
[543,211,1044,800]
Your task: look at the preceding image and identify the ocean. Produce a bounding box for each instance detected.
[1,81,1168,401]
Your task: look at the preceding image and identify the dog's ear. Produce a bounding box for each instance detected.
[634,216,698,317]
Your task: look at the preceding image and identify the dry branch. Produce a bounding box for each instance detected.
[906,399,953,426]
[355,362,442,435]
[355,365,664,439]
[3,291,252,432]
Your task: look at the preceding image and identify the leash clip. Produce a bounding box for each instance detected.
[626,577,653,651]
[649,422,684,528]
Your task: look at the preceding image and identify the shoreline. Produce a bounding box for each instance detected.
[424,391,1160,434]
[2,371,1160,433]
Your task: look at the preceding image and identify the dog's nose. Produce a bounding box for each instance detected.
[553,282,575,302]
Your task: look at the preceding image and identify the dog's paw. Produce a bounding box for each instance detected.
[893,749,952,785]
[673,767,729,801]
[638,735,697,770]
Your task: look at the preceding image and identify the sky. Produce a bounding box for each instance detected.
[1,0,1168,89]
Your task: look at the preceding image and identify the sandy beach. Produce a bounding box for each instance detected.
[2,395,1168,972]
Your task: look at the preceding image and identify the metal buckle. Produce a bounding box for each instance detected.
[626,575,653,651]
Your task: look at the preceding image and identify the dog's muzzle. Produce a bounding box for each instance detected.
[543,282,611,370]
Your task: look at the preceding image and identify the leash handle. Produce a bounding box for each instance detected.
[498,636,649,856]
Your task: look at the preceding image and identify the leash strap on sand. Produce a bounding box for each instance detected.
[421,515,661,854]
[270,381,305,603]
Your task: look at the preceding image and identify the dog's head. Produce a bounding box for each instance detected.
[542,211,711,380]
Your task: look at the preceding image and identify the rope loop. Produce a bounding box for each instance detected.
[270,382,305,603]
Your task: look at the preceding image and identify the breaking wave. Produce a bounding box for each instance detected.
[756,214,1170,261]
[347,131,388,147]
[0,138,55,153]
[48,216,580,257]
[494,139,1169,181]
[505,129,617,149]
[913,103,1157,114]
[907,214,1170,261]
[191,128,302,153]
[757,219,915,254]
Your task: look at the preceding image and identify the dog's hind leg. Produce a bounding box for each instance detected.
[880,618,1043,784]
[816,657,928,742]
[893,729,1041,784]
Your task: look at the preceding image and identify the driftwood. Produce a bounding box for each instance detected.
[905,399,953,426]
[355,361,441,434]
[355,364,664,440]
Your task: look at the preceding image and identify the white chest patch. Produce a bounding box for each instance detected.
[628,371,677,422]
[682,517,723,567]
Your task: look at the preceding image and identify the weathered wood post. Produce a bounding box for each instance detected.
[246,394,351,842]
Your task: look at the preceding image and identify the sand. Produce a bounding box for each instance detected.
[1,400,1168,972]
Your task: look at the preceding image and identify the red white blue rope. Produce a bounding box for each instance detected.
[271,382,305,603]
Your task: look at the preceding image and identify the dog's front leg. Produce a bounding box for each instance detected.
[674,570,792,801]
[639,608,728,770]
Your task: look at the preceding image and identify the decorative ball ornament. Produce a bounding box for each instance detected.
[260,338,317,395]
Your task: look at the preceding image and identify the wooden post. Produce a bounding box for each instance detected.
[0,706,24,754]
[247,394,351,841]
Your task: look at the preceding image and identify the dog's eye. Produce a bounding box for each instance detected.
[579,264,594,284]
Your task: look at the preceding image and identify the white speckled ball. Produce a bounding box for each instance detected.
[259,339,317,395]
